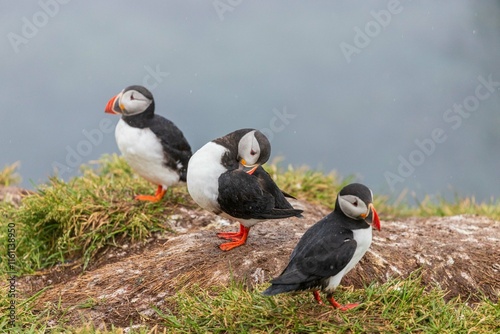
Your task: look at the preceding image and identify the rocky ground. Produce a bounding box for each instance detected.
[16,199,500,329]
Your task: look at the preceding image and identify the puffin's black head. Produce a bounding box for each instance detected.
[237,129,271,174]
[214,129,271,173]
[336,183,381,231]
[105,85,154,117]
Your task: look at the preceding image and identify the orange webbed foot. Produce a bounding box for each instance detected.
[135,185,166,202]
[217,224,250,251]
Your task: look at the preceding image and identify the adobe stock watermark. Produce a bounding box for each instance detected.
[51,119,115,178]
[260,106,297,143]
[52,64,169,178]
[213,0,243,21]
[6,222,17,328]
[142,65,169,91]
[339,0,404,64]
[384,74,500,192]
[7,0,72,54]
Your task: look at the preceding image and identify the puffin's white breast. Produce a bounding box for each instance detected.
[324,226,373,292]
[187,141,227,213]
[115,119,180,187]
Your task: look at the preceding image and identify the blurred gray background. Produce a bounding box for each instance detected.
[1,1,499,202]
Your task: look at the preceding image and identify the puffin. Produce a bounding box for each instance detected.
[187,128,303,251]
[263,183,381,310]
[104,85,192,202]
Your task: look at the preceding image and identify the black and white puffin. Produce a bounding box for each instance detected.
[263,183,381,310]
[104,85,192,202]
[187,128,303,251]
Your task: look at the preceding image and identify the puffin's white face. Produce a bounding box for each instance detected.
[116,89,152,116]
[338,194,370,220]
[238,130,261,168]
[337,185,380,230]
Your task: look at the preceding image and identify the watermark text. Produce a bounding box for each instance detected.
[6,222,17,328]
[8,0,72,53]
[385,74,500,191]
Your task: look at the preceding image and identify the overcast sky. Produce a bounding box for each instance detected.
[1,1,499,202]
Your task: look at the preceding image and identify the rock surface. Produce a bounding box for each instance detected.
[18,200,500,328]
[0,186,32,206]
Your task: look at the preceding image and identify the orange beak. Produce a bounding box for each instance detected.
[369,204,381,231]
[240,159,259,175]
[105,95,119,114]
[361,203,381,231]
[245,165,259,175]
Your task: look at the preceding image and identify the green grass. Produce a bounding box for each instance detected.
[265,160,500,220]
[0,154,191,274]
[1,155,499,333]
[0,161,22,186]
[2,273,498,333]
[158,272,499,334]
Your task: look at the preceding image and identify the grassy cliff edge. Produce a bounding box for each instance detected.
[0,155,498,333]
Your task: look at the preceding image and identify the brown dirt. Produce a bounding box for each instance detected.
[15,199,500,330]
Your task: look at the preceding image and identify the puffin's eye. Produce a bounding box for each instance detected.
[250,150,257,156]
[352,199,358,207]
[130,94,135,100]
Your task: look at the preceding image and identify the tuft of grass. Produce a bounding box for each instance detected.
[1,272,497,333]
[412,194,500,220]
[154,272,499,333]
[264,161,420,220]
[0,280,144,333]
[265,162,349,208]
[0,162,22,186]
[0,154,189,274]
[1,155,499,332]
[265,161,500,220]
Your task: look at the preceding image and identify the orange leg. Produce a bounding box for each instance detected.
[135,185,167,202]
[218,224,250,251]
[313,291,359,310]
[217,223,246,241]
[313,290,324,305]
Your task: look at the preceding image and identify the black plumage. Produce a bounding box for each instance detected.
[214,128,271,170]
[263,210,359,294]
[217,166,302,220]
[263,183,381,310]
[105,85,192,202]
[187,128,303,251]
[122,112,191,181]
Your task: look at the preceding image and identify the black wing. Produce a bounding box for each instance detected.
[272,217,356,285]
[217,169,303,220]
[252,166,297,209]
[149,115,192,181]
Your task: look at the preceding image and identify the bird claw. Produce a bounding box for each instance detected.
[336,303,360,311]
[217,232,243,241]
[315,291,360,311]
[135,186,166,202]
[327,296,359,311]
[135,194,162,202]
[219,240,245,251]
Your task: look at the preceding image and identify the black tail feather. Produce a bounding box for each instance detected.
[257,208,303,220]
[262,283,300,296]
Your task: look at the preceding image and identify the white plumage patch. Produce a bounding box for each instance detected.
[324,226,373,292]
[186,142,227,213]
[115,119,180,187]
